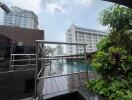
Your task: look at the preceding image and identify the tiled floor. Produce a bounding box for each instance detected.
[37,72,88,99]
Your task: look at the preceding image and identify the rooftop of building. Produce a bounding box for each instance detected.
[0,25,44,46]
[11,6,36,13]
[67,24,108,35]
[4,6,38,18]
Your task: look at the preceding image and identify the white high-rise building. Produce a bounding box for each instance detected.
[3,7,38,29]
[55,44,63,56]
[66,24,107,55]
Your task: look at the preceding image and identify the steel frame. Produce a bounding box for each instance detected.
[9,54,36,72]
[34,40,88,99]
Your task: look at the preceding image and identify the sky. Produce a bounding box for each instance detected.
[0,0,114,42]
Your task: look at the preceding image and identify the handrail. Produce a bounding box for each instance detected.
[11,59,35,61]
[10,53,36,71]
[11,54,36,56]
[37,71,87,80]
[38,57,84,60]
[36,40,87,45]
[10,64,35,67]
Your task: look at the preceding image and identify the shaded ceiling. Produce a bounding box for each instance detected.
[103,0,132,8]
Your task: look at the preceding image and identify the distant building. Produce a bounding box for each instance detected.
[55,44,63,56]
[66,24,107,55]
[3,7,38,29]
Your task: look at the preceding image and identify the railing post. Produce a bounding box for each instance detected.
[28,55,30,69]
[34,41,38,99]
[84,45,89,81]
[10,54,15,72]
[78,58,81,90]
[84,45,87,62]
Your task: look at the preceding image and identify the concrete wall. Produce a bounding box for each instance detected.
[0,70,35,100]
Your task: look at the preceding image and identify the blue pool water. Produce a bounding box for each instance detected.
[51,61,93,74]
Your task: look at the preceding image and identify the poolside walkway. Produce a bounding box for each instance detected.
[37,71,97,99]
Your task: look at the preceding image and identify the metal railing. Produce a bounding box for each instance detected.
[34,40,88,99]
[9,54,36,72]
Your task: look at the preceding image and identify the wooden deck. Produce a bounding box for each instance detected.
[37,72,88,99]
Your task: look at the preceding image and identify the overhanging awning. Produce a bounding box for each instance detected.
[103,0,132,8]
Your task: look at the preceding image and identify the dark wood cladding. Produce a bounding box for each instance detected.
[0,70,35,100]
[0,25,44,46]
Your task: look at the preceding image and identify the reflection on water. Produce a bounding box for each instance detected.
[50,60,93,75]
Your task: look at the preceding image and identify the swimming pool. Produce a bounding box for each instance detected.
[50,60,93,75]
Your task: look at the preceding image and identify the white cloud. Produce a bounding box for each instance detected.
[96,25,108,31]
[81,0,92,7]
[10,0,41,14]
[73,0,92,7]
[41,0,92,14]
[46,3,66,14]
[9,0,92,14]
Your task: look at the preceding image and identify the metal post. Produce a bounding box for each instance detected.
[78,57,81,89]
[28,55,31,69]
[9,54,12,71]
[62,57,63,65]
[61,57,63,68]
[83,45,89,80]
[43,43,45,76]
[49,59,51,75]
[11,54,15,71]
[84,45,87,62]
[34,42,38,99]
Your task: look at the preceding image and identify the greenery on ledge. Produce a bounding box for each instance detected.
[86,5,132,100]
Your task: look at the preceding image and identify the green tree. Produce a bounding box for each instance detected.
[99,5,132,31]
[86,5,132,100]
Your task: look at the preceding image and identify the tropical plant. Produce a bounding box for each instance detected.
[44,45,56,56]
[86,5,132,100]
